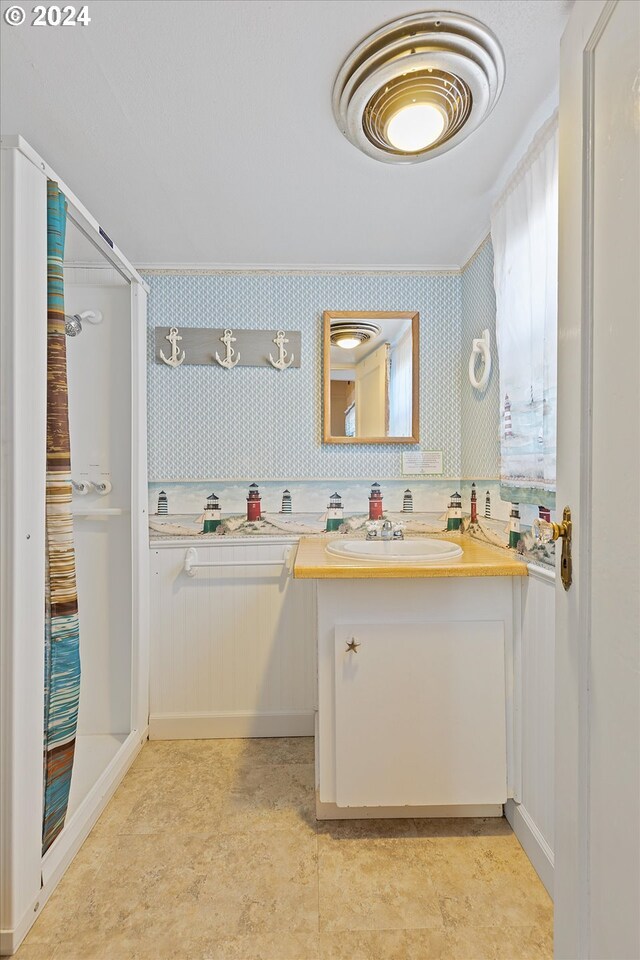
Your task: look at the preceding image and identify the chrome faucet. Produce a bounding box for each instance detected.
[381,519,394,541]
[366,519,404,541]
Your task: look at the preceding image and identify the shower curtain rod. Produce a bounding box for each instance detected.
[0,135,150,294]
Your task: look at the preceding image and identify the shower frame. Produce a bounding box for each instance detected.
[0,135,150,956]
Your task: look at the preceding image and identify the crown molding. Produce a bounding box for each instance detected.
[68,246,499,281]
[136,262,462,276]
[459,232,492,272]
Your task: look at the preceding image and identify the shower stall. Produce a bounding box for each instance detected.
[0,136,149,955]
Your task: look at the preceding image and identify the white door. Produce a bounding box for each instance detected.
[355,342,388,436]
[556,2,640,958]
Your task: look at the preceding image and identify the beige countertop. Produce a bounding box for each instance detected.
[293,533,528,580]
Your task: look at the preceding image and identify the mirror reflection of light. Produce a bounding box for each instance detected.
[334,336,362,350]
[386,102,446,152]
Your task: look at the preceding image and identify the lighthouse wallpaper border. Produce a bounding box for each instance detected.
[149,478,458,520]
[148,478,557,569]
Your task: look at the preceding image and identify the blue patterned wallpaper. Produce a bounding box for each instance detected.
[145,271,462,481]
[460,239,501,480]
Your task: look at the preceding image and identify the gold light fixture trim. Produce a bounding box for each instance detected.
[364,69,473,155]
[333,11,505,164]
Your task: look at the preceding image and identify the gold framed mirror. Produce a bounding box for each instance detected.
[323,311,419,444]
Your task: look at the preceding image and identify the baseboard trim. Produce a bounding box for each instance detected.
[149,711,315,740]
[505,798,554,898]
[315,792,503,820]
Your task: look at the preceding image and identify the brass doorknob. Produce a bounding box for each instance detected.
[346,637,360,653]
[533,506,572,591]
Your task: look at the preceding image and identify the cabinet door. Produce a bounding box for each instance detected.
[334,622,507,807]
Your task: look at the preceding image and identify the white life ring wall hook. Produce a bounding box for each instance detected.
[468,329,492,391]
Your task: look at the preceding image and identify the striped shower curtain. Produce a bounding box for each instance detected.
[42,181,81,854]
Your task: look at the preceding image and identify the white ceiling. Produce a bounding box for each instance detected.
[1,0,572,268]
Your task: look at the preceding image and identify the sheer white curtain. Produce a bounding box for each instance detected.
[389,329,413,437]
[491,112,558,507]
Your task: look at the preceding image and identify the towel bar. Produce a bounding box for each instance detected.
[183,546,293,577]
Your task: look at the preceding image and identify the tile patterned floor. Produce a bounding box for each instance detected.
[16,738,553,960]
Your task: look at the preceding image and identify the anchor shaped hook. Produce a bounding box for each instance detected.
[269,330,294,371]
[215,329,240,369]
[160,327,185,367]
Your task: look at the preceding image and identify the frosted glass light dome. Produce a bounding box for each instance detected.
[334,335,362,350]
[386,103,446,152]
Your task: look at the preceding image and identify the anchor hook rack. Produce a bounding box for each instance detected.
[160,327,186,367]
[215,328,240,369]
[155,326,300,369]
[268,330,294,371]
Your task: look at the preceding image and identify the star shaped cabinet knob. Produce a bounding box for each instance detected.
[346,637,361,653]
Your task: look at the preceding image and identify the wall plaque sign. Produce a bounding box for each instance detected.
[402,451,443,475]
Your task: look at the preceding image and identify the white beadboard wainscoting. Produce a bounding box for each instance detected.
[149,539,316,739]
[507,563,556,897]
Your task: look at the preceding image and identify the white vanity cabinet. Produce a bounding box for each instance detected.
[315,576,521,817]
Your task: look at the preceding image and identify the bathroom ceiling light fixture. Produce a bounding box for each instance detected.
[332,11,505,164]
[330,321,381,350]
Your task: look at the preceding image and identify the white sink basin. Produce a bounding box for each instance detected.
[325,538,463,563]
